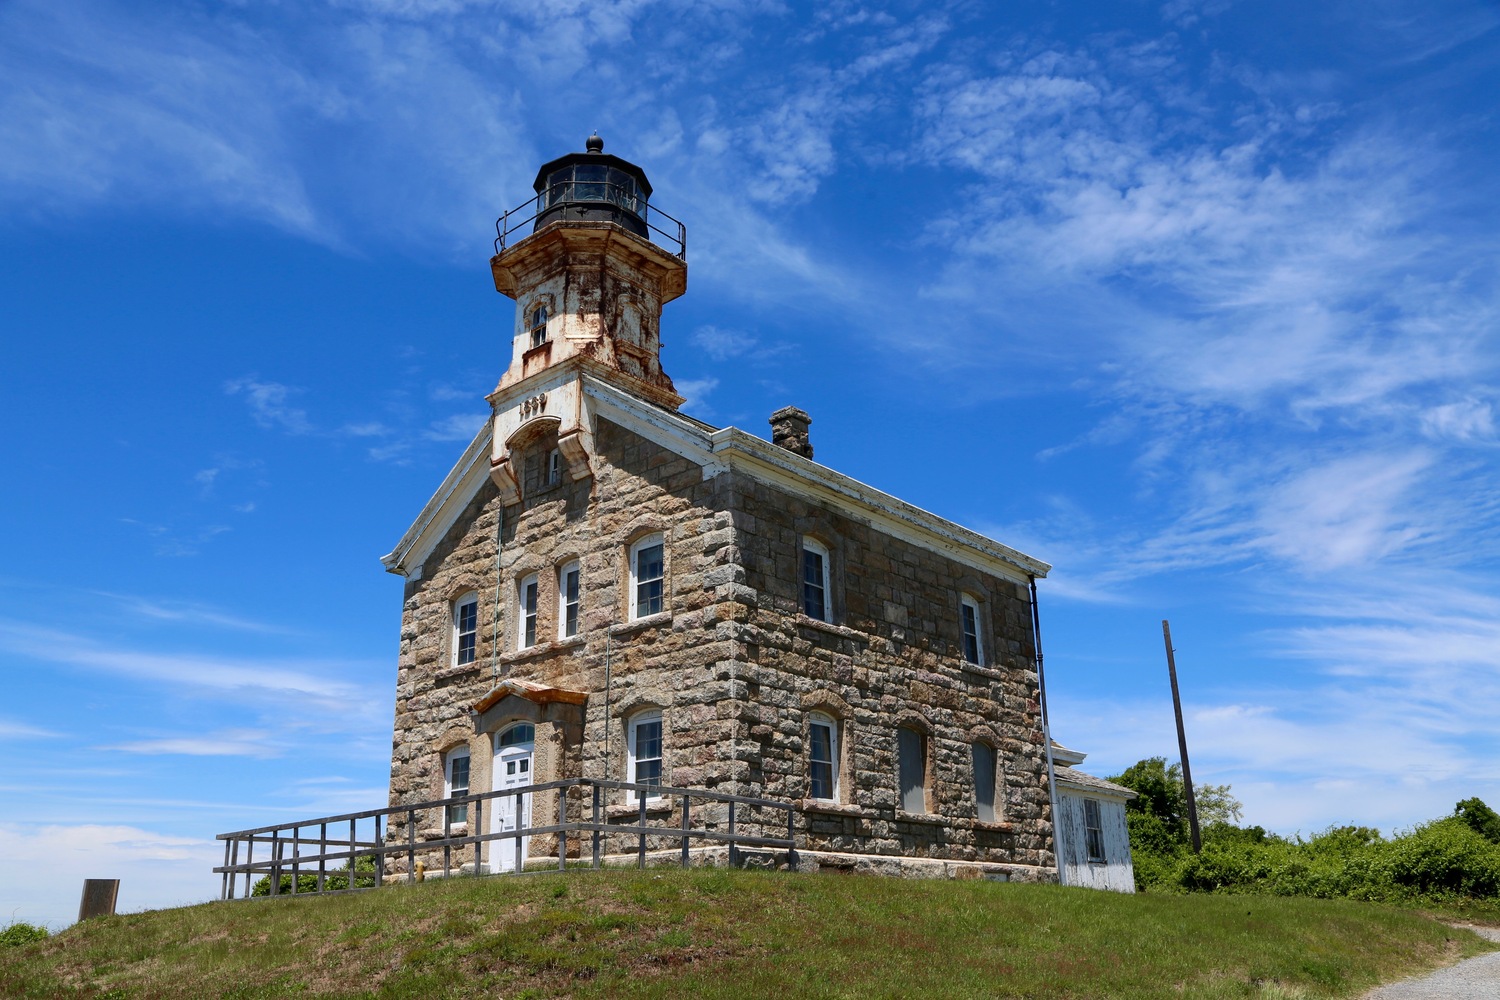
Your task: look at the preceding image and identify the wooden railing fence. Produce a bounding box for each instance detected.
[214,778,795,900]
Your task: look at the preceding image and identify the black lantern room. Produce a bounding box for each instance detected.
[531,134,653,240]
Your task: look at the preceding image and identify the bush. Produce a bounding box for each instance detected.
[251,855,378,897]
[1,922,50,947]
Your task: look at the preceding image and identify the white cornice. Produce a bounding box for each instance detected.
[380,422,493,578]
[380,375,1051,585]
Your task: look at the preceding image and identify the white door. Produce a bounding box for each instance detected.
[491,725,535,872]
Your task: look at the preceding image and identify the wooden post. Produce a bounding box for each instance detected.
[220,839,231,900]
[228,837,240,900]
[270,829,281,896]
[407,809,416,884]
[557,787,567,872]
[728,801,737,868]
[243,836,254,899]
[317,822,327,892]
[591,784,601,869]
[514,790,524,874]
[680,794,691,868]
[474,796,485,876]
[637,795,647,869]
[787,806,797,872]
[374,814,384,888]
[1163,619,1202,853]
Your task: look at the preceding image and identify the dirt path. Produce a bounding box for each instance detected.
[1360,926,1500,999]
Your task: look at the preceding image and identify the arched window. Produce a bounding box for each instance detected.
[452,592,479,667]
[897,726,927,814]
[972,741,998,823]
[517,574,539,649]
[960,594,984,666]
[629,534,665,619]
[627,709,664,801]
[801,537,831,622]
[444,745,471,825]
[558,560,581,639]
[808,712,839,801]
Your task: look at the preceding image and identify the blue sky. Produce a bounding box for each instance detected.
[3,0,1498,928]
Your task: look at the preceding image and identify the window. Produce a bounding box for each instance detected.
[1084,799,1106,863]
[960,594,984,665]
[808,713,838,801]
[453,592,479,666]
[972,742,997,823]
[558,561,581,638]
[445,746,471,825]
[801,538,830,621]
[627,710,663,800]
[546,448,563,486]
[497,723,535,749]
[630,535,664,619]
[518,574,539,649]
[897,726,926,813]
[528,305,548,348]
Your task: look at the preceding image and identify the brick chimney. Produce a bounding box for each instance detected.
[769,406,813,460]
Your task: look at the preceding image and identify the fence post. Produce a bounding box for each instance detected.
[681,794,691,869]
[349,818,357,890]
[375,814,384,888]
[591,784,601,869]
[270,829,282,896]
[637,795,647,869]
[557,785,567,872]
[474,796,484,876]
[407,809,416,884]
[787,806,797,872]
[728,801,737,868]
[443,799,452,879]
[317,822,327,892]
[228,837,240,900]
[514,790,524,875]
[244,836,254,899]
[220,839,231,900]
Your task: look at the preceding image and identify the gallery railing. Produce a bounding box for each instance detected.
[213,778,795,901]
[492,182,687,259]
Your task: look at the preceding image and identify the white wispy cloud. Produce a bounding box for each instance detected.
[105,728,283,759]
[225,377,312,434]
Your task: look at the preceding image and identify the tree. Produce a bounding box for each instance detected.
[1456,798,1500,844]
[1106,756,1244,851]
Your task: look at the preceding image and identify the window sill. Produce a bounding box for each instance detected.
[612,611,672,636]
[894,809,948,826]
[972,819,1016,833]
[795,615,866,642]
[960,662,1005,680]
[499,635,586,666]
[798,799,872,818]
[606,799,673,819]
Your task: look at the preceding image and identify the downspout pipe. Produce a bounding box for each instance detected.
[1030,574,1066,887]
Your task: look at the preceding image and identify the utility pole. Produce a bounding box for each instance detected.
[1162,619,1202,853]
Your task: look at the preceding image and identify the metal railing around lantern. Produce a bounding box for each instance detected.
[493,182,687,259]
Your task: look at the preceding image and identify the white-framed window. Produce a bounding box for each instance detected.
[558,561,581,639]
[546,448,563,486]
[808,712,839,801]
[627,710,664,801]
[528,305,549,348]
[972,742,997,823]
[801,537,831,621]
[629,534,665,619]
[453,592,479,667]
[445,746,471,825]
[960,594,984,665]
[1084,799,1106,862]
[897,726,926,813]
[496,722,535,750]
[518,574,539,649]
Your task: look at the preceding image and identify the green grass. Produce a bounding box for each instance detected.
[2,869,1494,999]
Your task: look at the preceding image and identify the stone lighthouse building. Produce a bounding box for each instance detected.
[379,136,1063,880]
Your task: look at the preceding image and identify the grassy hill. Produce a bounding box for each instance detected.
[4,869,1495,999]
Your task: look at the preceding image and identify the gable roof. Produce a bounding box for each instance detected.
[381,374,1051,584]
[1054,765,1137,800]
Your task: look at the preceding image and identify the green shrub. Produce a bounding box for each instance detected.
[1,922,50,946]
[251,855,378,897]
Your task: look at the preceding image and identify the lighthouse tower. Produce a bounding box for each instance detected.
[485,135,689,505]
